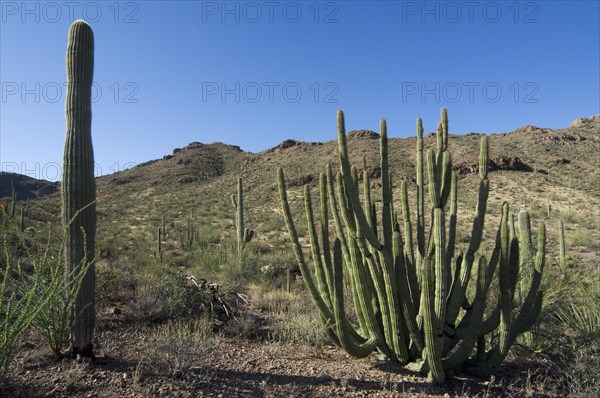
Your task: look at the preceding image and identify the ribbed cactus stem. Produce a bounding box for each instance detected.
[62,20,96,358]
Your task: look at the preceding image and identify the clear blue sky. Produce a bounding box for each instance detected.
[1,0,598,181]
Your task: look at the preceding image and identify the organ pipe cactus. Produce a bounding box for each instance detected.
[62,20,96,358]
[232,177,254,260]
[277,108,547,383]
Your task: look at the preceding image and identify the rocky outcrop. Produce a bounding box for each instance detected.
[515,125,549,134]
[347,130,380,140]
[275,139,298,150]
[286,174,314,187]
[570,115,600,128]
[358,166,382,180]
[454,157,533,175]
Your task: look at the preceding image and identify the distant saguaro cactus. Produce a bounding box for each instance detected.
[232,177,254,263]
[62,20,96,358]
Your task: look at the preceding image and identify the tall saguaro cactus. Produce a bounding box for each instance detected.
[278,109,547,383]
[62,20,96,358]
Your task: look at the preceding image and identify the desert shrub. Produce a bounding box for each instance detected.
[135,318,213,381]
[569,230,598,250]
[0,237,47,376]
[152,266,212,319]
[30,247,90,356]
[554,298,600,354]
[269,312,327,348]
[195,243,233,274]
[560,209,578,223]
[515,252,600,397]
[96,260,137,306]
[0,224,90,371]
[253,289,328,347]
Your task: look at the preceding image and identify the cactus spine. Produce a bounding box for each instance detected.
[62,20,96,358]
[232,177,254,262]
[278,109,547,383]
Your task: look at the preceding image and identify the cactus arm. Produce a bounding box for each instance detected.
[304,185,332,310]
[426,144,450,374]
[319,173,334,297]
[517,210,534,299]
[327,166,354,266]
[445,137,489,333]
[445,171,457,294]
[393,231,425,355]
[427,150,440,208]
[497,203,512,357]
[331,239,378,357]
[333,158,408,360]
[511,222,546,335]
[339,172,408,361]
[380,119,394,261]
[336,110,383,251]
[469,216,545,378]
[277,168,336,328]
[327,166,386,347]
[441,107,449,150]
[400,180,420,309]
[362,157,374,232]
[341,125,410,362]
[416,118,425,259]
[442,255,488,370]
[421,252,445,383]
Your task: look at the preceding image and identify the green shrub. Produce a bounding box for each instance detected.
[152,266,211,319]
